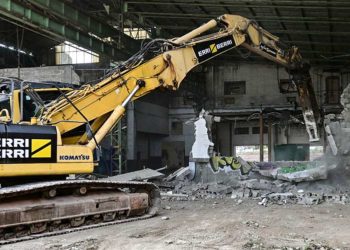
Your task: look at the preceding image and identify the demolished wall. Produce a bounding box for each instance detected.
[0,65,80,84]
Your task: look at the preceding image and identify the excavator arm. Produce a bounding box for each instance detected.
[39,14,320,147]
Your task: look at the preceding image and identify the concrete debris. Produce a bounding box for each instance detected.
[263,192,298,205]
[258,197,268,206]
[174,166,191,181]
[207,183,233,195]
[161,192,189,201]
[160,171,350,207]
[165,167,191,182]
[258,192,349,206]
[244,220,260,228]
[255,161,336,183]
[175,239,187,245]
[236,156,253,175]
[161,155,349,206]
[107,168,164,181]
[161,216,169,220]
[0,65,80,84]
[165,239,174,245]
[276,164,330,183]
[240,179,273,190]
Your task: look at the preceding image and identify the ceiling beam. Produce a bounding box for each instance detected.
[0,0,132,60]
[126,11,350,24]
[126,1,350,10]
[26,0,139,53]
[140,23,350,36]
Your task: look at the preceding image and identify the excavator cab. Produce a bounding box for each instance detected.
[0,77,73,124]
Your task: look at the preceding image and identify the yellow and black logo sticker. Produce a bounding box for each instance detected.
[31,139,52,158]
[0,137,56,163]
[210,44,218,53]
[194,36,235,63]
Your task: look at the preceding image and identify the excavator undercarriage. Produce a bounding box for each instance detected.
[0,180,160,244]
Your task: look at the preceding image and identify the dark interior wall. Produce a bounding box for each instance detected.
[0,19,60,68]
[0,47,39,68]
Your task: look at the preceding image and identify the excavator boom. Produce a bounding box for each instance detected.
[39,14,319,145]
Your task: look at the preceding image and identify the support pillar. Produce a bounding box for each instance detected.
[259,112,264,162]
[268,121,272,162]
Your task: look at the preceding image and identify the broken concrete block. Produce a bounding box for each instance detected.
[297,193,324,205]
[250,190,261,198]
[236,156,253,175]
[258,197,268,206]
[240,179,273,190]
[166,167,185,181]
[277,164,328,183]
[230,189,244,199]
[207,183,233,195]
[265,192,298,205]
[160,192,189,201]
[258,168,278,179]
[240,179,258,188]
[175,166,191,181]
[165,239,174,245]
[107,168,164,181]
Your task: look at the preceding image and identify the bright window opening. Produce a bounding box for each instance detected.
[310,146,323,161]
[235,145,268,161]
[0,43,33,56]
[123,28,150,40]
[55,41,99,64]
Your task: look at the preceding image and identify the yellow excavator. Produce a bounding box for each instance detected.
[0,14,319,242]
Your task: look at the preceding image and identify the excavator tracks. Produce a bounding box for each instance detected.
[0,180,160,245]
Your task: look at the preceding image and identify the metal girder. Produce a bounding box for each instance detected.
[216,55,349,64]
[143,17,350,25]
[126,0,350,10]
[143,23,350,36]
[127,11,350,23]
[26,0,139,52]
[0,0,134,60]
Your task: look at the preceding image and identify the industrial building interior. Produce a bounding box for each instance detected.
[0,0,350,249]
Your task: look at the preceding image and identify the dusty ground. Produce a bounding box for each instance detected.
[1,199,349,250]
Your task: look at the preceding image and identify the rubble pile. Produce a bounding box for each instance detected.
[256,161,334,182]
[160,161,350,206]
[158,100,350,206]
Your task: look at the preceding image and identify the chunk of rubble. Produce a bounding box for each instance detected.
[297,192,324,205]
[207,183,233,195]
[166,167,186,182]
[161,192,189,201]
[175,167,191,181]
[259,191,349,206]
[258,192,296,206]
[107,168,164,181]
[255,161,336,183]
[240,179,273,190]
[277,164,329,183]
